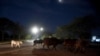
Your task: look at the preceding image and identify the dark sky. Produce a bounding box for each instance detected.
[0,0,96,33]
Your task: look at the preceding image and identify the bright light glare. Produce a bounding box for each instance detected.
[25,39,34,45]
[58,0,63,3]
[92,36,96,40]
[91,36,96,42]
[96,39,100,42]
[91,36,100,42]
[40,27,44,31]
[31,26,39,34]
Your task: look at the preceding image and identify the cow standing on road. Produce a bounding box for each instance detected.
[33,39,43,46]
[11,40,23,48]
[74,38,89,53]
[63,39,77,51]
[63,38,89,53]
[43,37,62,49]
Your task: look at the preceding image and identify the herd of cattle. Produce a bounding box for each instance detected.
[10,37,90,53]
[33,37,90,52]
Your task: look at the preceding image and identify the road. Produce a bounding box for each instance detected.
[0,42,100,56]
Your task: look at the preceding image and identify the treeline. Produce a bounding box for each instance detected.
[41,15,100,40]
[0,17,27,41]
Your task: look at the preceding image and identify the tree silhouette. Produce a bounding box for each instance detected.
[55,15,98,39]
[0,17,25,41]
[0,17,15,41]
[70,15,97,38]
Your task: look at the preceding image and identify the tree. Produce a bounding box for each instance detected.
[40,31,53,39]
[11,22,26,40]
[68,15,97,38]
[55,26,77,39]
[55,15,98,39]
[0,17,26,41]
[0,17,15,41]
[25,34,32,39]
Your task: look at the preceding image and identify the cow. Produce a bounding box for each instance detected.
[11,40,23,48]
[74,38,89,53]
[63,39,77,51]
[63,38,89,53]
[33,39,43,46]
[43,37,60,49]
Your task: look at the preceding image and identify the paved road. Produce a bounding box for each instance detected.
[0,42,100,56]
[0,42,42,56]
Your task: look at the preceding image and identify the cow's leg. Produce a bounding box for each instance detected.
[74,46,78,53]
[80,47,85,53]
[18,44,20,48]
[17,43,20,48]
[82,47,85,51]
[63,44,67,49]
[43,44,45,48]
[11,44,14,48]
[11,43,13,47]
[53,45,57,50]
[47,45,50,49]
[33,43,36,46]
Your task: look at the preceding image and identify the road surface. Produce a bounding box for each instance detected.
[0,42,100,56]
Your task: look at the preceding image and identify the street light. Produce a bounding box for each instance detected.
[31,26,44,34]
[58,0,63,3]
[40,27,44,31]
[31,26,39,34]
[58,0,62,2]
[31,26,44,39]
[27,26,44,45]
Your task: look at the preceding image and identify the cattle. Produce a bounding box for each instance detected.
[11,40,23,48]
[33,39,43,46]
[74,38,89,53]
[63,39,77,50]
[43,37,61,49]
[63,38,89,53]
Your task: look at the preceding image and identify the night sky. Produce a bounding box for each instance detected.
[0,0,97,33]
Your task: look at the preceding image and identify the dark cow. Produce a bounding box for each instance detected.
[63,38,89,52]
[43,37,61,49]
[63,39,77,49]
[58,39,65,44]
[74,38,89,53]
[33,39,43,46]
